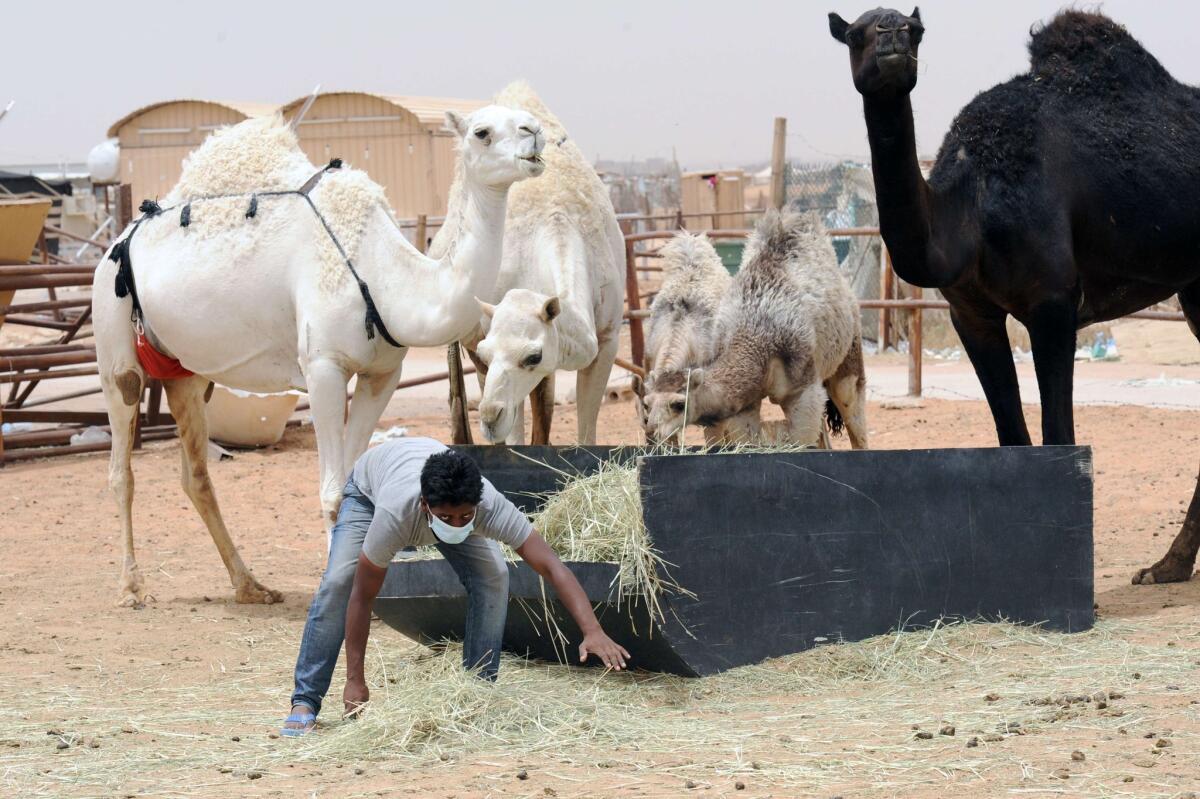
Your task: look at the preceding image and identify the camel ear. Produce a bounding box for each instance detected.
[910,7,921,22]
[828,12,850,43]
[444,111,468,137]
[476,297,496,319]
[687,368,705,390]
[540,295,561,323]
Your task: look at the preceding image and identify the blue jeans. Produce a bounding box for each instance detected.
[291,478,510,716]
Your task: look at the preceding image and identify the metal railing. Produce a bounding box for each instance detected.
[620,223,1188,400]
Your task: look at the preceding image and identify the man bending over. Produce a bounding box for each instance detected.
[282,436,630,736]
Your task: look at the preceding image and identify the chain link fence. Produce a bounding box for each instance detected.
[785,162,887,342]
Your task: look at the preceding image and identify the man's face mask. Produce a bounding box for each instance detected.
[427,509,476,544]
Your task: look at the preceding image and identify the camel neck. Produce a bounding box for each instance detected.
[687,339,767,425]
[359,176,510,348]
[863,94,963,288]
[440,175,509,299]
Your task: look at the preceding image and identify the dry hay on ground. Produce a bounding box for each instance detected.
[3,617,1198,797]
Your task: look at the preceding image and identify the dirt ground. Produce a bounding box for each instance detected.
[2,389,1199,798]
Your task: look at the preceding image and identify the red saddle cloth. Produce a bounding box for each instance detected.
[135,329,193,380]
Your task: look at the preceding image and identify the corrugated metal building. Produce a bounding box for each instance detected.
[279,92,483,217]
[107,99,277,206]
[108,92,484,218]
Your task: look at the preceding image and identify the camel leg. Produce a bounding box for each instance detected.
[529,373,556,445]
[101,364,148,607]
[164,376,281,604]
[575,333,619,445]
[950,309,1032,446]
[781,384,827,448]
[1134,283,1200,584]
[817,426,832,450]
[306,359,352,531]
[826,378,869,450]
[1025,297,1078,445]
[343,365,404,476]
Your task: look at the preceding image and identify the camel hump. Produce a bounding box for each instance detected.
[741,210,827,272]
[659,232,724,279]
[166,115,317,203]
[1028,11,1172,90]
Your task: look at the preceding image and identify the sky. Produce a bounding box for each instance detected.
[3,0,1199,171]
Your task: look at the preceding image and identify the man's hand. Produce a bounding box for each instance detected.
[343,676,369,718]
[579,628,631,671]
[517,532,634,674]
[343,553,387,719]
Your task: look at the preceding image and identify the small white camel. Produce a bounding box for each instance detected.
[446,81,624,445]
[632,231,758,445]
[93,108,545,606]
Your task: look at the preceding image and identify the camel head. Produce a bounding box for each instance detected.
[829,7,923,97]
[474,289,564,443]
[641,368,704,444]
[444,105,546,187]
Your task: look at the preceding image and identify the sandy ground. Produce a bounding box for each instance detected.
[2,380,1199,797]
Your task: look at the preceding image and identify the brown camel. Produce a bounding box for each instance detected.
[829,7,1200,584]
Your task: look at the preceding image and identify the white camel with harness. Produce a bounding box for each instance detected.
[92,109,545,607]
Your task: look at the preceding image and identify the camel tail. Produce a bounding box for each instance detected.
[824,398,844,437]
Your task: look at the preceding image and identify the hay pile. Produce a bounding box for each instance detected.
[530,455,678,609]
[5,618,1199,796]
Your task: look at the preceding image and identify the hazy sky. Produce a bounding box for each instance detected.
[4,1,1199,171]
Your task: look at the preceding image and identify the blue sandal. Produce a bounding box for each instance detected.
[280,711,316,737]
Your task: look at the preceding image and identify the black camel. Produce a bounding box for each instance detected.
[829,7,1200,584]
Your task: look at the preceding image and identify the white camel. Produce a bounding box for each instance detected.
[445,81,624,445]
[93,108,545,606]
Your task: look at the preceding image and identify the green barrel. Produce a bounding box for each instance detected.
[713,240,745,275]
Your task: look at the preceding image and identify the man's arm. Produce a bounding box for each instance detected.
[343,553,388,716]
[516,531,631,671]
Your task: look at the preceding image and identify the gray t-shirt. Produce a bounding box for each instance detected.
[352,436,533,567]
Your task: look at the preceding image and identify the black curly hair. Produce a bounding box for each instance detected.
[420,450,484,508]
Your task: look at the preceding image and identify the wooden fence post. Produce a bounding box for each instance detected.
[770,117,787,210]
[879,246,894,351]
[625,238,645,370]
[415,214,428,254]
[908,285,923,397]
[448,342,473,445]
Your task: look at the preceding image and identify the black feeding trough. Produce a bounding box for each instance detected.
[375,445,1095,677]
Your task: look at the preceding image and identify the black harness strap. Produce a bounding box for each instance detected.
[110,219,145,323]
[110,156,404,348]
[298,192,403,347]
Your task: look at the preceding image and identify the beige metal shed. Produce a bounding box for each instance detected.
[278,91,484,217]
[107,99,278,207]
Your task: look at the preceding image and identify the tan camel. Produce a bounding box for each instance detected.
[642,211,868,449]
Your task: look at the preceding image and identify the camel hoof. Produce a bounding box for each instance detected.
[235,582,283,605]
[116,590,156,609]
[1131,562,1194,586]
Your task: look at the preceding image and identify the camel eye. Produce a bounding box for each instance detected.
[474,128,489,141]
[669,400,686,413]
[521,351,542,369]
